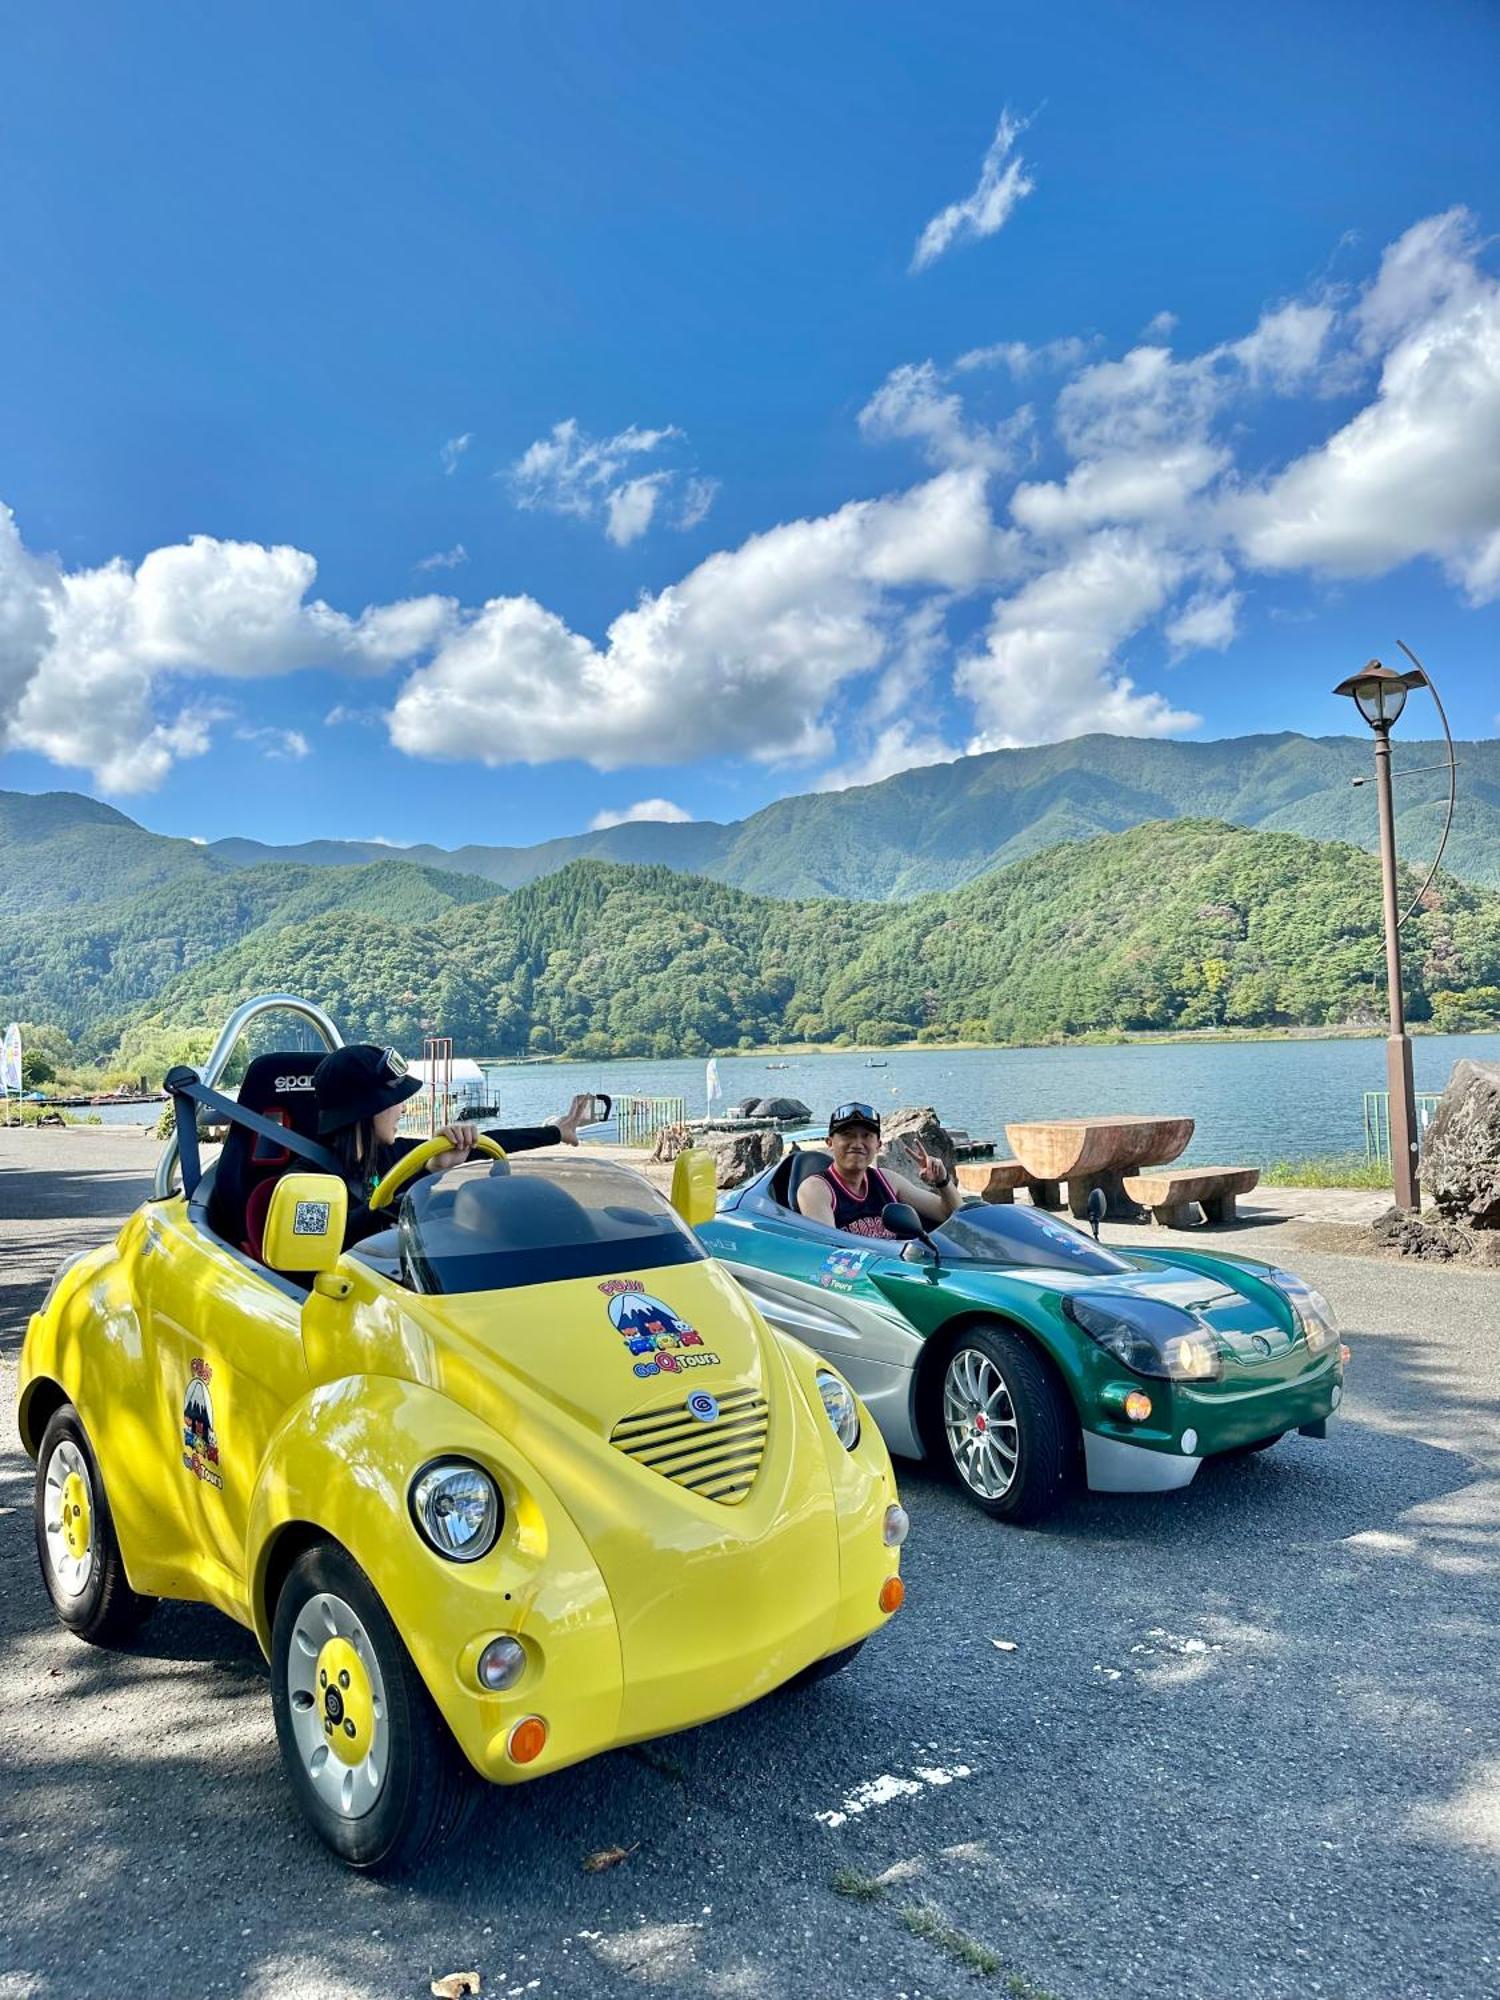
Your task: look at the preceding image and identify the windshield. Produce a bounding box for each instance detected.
[932,1202,1134,1276]
[397,1157,705,1295]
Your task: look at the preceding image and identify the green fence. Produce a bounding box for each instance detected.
[616,1095,689,1147]
[1362,1091,1444,1165]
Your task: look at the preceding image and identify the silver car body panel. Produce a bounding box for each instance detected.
[1083,1429,1201,1493]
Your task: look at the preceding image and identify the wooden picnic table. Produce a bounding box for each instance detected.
[1003,1114,1195,1220]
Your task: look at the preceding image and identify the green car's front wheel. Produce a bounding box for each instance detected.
[935,1324,1076,1523]
[270,1543,472,1872]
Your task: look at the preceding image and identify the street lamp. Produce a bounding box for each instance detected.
[1332,659,1428,1210]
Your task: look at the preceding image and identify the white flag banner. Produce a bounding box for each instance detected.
[1,1023,21,1094]
[705,1057,722,1107]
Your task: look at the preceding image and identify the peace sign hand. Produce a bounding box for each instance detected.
[911,1139,947,1187]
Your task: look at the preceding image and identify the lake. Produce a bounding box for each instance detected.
[85,1032,1500,1163]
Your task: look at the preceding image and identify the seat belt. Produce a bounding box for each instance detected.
[164,1067,345,1199]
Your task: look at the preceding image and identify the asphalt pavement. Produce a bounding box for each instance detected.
[2,1127,1497,2000]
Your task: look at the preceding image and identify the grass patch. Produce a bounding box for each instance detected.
[900,1903,1003,1977]
[831,1865,885,1902]
[1260,1153,1393,1190]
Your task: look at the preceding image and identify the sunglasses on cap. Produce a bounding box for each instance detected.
[829,1101,880,1133]
[382,1047,410,1079]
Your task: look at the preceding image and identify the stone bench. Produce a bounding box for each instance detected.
[955,1160,1062,1207]
[1120,1165,1261,1229]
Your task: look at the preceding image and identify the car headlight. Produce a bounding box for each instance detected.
[409,1459,501,1562]
[1269,1270,1341,1354]
[1063,1293,1222,1383]
[816,1370,861,1450]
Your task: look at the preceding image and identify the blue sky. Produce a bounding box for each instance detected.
[0,0,1497,846]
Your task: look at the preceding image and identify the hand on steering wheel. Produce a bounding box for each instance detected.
[366,1133,508,1212]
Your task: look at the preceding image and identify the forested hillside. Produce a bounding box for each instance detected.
[51,821,1499,1081]
[7,731,1498,919]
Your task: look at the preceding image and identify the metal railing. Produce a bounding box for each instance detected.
[1363,1090,1443,1165]
[616,1095,688,1148]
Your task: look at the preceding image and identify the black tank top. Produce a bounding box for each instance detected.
[818,1163,898,1238]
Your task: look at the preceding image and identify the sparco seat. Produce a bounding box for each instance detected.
[206,1052,328,1261]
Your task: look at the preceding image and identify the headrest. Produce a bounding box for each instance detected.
[234,1052,326,1136]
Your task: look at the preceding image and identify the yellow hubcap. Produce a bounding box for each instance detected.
[60,1471,91,1560]
[315,1636,374,1767]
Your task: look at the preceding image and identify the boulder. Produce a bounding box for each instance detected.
[652,1123,784,1188]
[749,1095,811,1122]
[878,1105,957,1184]
[1420,1060,1500,1227]
[1370,1203,1500,1268]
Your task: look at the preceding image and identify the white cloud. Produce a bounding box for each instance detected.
[1235,210,1500,601]
[390,468,1011,771]
[440,433,472,475]
[1228,300,1335,389]
[1142,310,1179,340]
[958,529,1202,749]
[912,109,1035,273]
[814,724,957,792]
[954,336,1091,377]
[589,797,693,830]
[605,474,669,547]
[1165,588,1240,655]
[859,360,1033,472]
[416,543,468,571]
[236,725,311,760]
[0,504,61,740]
[676,475,719,532]
[324,703,382,727]
[1012,441,1228,536]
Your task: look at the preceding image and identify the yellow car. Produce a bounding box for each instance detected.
[17,995,906,1871]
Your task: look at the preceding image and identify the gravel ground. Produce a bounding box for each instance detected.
[2,1127,1497,2000]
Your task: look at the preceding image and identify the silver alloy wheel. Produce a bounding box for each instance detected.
[285,1590,391,1821]
[942,1346,1020,1500]
[42,1437,96,1597]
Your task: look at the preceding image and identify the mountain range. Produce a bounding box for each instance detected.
[4,730,1497,918]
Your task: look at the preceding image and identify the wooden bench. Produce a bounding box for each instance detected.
[954,1160,1061,1206]
[1121,1165,1261,1229]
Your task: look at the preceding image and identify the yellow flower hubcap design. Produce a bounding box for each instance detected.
[60,1471,91,1560]
[317,1636,374,1767]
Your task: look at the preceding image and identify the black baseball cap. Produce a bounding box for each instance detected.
[828,1101,881,1137]
[314,1044,423,1134]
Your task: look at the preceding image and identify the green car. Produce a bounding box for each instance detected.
[698,1148,1346,1524]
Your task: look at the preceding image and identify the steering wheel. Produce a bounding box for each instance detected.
[367,1133,508,1213]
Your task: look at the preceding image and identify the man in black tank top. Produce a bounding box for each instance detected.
[796,1102,963,1239]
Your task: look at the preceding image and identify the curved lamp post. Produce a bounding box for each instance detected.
[1332,660,1427,1210]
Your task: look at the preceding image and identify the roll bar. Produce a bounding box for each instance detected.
[153,992,343,1200]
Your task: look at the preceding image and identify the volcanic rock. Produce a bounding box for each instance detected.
[652,1123,784,1188]
[878,1105,957,1184]
[1420,1059,1500,1226]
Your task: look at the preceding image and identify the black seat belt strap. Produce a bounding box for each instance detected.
[164,1068,344,1197]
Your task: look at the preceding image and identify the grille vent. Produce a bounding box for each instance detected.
[610,1388,769,1506]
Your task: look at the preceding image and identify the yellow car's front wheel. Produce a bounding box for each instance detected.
[34,1406,152,1645]
[270,1543,473,1872]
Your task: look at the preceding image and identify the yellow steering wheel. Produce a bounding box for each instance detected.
[366,1133,508,1213]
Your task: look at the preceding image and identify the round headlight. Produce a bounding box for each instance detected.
[410,1460,501,1562]
[816,1370,860,1450]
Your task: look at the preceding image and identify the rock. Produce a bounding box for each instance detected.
[729,1097,762,1118]
[878,1105,957,1184]
[652,1123,784,1188]
[1370,1203,1500,1268]
[1420,1059,1500,1226]
[748,1096,811,1122]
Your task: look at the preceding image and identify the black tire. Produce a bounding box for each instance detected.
[33,1405,153,1645]
[929,1323,1076,1524]
[788,1639,867,1689]
[1222,1433,1284,1458]
[270,1542,474,1872]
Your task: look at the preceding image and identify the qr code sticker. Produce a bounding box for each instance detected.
[293,1200,331,1236]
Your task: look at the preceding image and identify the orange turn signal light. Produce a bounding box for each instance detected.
[1339,1343,1352,1366]
[1123,1391,1153,1423]
[879,1575,905,1615]
[507,1715,548,1765]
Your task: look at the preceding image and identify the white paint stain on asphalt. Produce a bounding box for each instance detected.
[815,1762,973,1828]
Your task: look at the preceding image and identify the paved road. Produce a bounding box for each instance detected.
[2,1129,1497,2000]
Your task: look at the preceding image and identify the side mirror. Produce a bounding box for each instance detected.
[670,1148,717,1229]
[1087,1187,1107,1241]
[881,1201,940,1260]
[262,1173,348,1275]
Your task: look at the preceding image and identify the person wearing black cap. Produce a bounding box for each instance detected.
[796,1101,961,1239]
[314,1044,592,1247]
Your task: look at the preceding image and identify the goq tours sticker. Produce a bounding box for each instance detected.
[687,1391,719,1423]
[182,1357,224,1490]
[599,1279,721,1378]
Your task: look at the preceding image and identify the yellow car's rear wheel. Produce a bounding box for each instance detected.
[34,1405,152,1644]
[270,1543,473,1872]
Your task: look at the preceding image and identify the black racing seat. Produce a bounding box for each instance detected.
[206,1052,329,1259]
[771,1146,834,1213]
